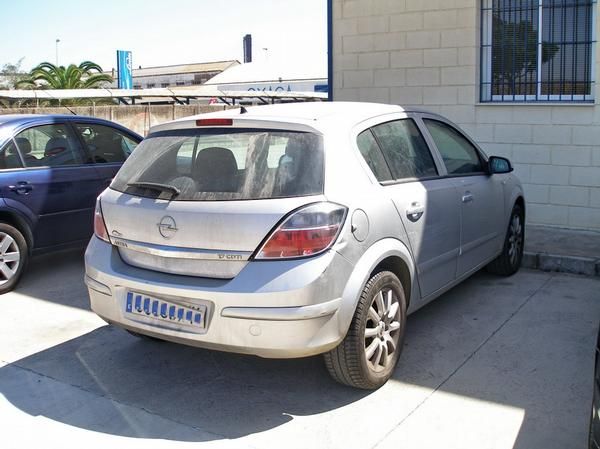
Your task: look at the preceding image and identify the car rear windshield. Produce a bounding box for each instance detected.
[110,128,324,201]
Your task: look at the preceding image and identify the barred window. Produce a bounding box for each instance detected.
[481,0,596,102]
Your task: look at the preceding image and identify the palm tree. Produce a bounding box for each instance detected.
[16,61,113,89]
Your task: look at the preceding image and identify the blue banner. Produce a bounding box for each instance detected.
[116,50,133,89]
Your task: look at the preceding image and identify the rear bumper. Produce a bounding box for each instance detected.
[84,236,355,358]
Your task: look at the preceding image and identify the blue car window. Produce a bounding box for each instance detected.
[0,140,24,170]
[75,123,138,163]
[15,124,84,167]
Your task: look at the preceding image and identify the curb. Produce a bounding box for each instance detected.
[523,251,600,277]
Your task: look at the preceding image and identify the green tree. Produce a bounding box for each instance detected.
[16,61,113,89]
[0,58,26,89]
[492,16,558,95]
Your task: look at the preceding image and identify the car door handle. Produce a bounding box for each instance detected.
[462,192,474,203]
[8,181,33,195]
[406,202,424,222]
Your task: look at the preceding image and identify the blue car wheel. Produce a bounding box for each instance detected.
[0,222,28,294]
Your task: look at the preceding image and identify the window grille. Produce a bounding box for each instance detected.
[481,0,596,102]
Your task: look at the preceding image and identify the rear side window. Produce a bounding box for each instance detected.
[371,119,438,180]
[423,119,484,175]
[75,123,138,163]
[356,130,393,182]
[111,129,324,201]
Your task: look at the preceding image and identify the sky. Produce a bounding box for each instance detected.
[0,0,327,73]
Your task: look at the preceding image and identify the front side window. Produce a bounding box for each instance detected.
[424,120,484,175]
[15,124,83,167]
[371,119,438,180]
[111,129,324,201]
[75,123,138,164]
[481,0,595,102]
[0,140,24,170]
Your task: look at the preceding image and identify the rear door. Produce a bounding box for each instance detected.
[356,117,460,298]
[0,138,35,224]
[3,122,99,248]
[422,118,505,277]
[72,121,140,190]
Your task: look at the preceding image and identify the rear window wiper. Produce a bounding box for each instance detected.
[126,181,180,199]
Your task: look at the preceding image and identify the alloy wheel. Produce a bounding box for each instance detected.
[364,288,401,373]
[0,232,20,285]
[507,213,523,267]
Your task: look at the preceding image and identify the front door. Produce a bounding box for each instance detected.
[5,123,99,248]
[422,119,505,277]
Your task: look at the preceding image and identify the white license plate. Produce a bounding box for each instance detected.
[125,292,205,328]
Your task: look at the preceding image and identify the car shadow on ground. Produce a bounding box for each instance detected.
[15,247,88,310]
[1,326,370,441]
[2,259,598,447]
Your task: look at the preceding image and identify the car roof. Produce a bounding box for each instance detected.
[0,114,143,139]
[227,102,404,121]
[0,114,77,126]
[149,102,425,134]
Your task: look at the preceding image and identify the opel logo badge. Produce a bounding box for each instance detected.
[157,216,178,239]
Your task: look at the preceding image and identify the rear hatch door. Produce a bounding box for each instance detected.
[102,125,325,279]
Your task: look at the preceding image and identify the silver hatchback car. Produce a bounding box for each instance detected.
[85,102,525,389]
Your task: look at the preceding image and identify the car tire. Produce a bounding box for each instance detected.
[324,271,407,390]
[590,404,594,449]
[590,391,600,449]
[0,222,28,294]
[486,203,524,276]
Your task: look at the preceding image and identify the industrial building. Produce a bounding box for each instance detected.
[107,60,240,89]
[204,60,327,94]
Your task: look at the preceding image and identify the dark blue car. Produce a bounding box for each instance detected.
[0,114,142,293]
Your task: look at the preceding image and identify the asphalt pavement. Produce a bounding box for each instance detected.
[0,248,598,449]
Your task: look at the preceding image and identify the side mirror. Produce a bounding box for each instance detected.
[488,156,513,174]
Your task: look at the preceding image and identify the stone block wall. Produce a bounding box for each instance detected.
[333,0,600,231]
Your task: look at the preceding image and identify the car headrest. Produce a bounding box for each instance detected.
[285,135,307,159]
[15,137,32,154]
[44,137,69,156]
[194,147,238,192]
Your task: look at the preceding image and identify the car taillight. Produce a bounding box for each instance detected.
[94,199,109,243]
[256,203,347,259]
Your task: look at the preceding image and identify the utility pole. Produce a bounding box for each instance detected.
[55,38,60,66]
